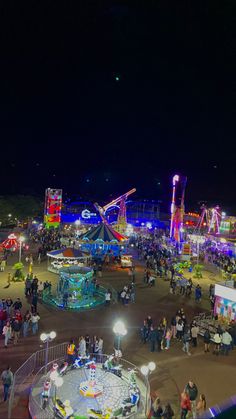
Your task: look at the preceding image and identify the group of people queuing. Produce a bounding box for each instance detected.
[0,296,40,347]
[66,335,104,364]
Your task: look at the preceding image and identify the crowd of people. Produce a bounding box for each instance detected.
[0,296,40,347]
[140,307,235,359]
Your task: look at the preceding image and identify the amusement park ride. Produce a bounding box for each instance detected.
[170,174,187,243]
[94,188,136,234]
[194,205,222,235]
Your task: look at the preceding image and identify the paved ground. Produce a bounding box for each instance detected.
[0,247,235,418]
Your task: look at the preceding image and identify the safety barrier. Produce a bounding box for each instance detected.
[7,342,68,419]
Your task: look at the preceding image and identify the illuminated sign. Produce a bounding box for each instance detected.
[81,209,97,219]
[215,284,236,303]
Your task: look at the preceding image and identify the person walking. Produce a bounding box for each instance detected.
[1,366,13,402]
[196,394,206,417]
[165,328,172,350]
[185,380,198,419]
[2,321,12,348]
[182,326,191,356]
[180,391,191,419]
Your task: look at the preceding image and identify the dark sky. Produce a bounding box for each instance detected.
[0,2,235,212]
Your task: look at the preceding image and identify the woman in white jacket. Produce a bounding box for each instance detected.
[3,321,12,347]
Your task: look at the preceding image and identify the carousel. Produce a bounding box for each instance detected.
[47,247,91,273]
[79,223,127,260]
[44,266,108,310]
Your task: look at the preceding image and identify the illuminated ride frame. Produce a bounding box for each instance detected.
[170,175,187,243]
[94,188,136,234]
[195,205,221,235]
[44,188,62,229]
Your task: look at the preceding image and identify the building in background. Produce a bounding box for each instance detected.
[61,199,163,229]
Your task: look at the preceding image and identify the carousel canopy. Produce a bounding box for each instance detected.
[47,247,87,259]
[81,223,126,243]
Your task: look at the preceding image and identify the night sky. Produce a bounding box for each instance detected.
[0,2,235,212]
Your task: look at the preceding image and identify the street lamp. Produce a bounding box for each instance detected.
[113,320,127,358]
[141,361,156,416]
[40,331,56,372]
[18,236,25,262]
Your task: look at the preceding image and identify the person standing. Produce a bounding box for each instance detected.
[98,337,104,361]
[185,380,198,419]
[213,331,221,355]
[22,311,31,337]
[162,403,175,419]
[203,328,211,353]
[85,334,90,355]
[31,312,40,335]
[191,323,199,347]
[11,318,22,345]
[2,321,12,348]
[67,339,76,364]
[148,325,157,352]
[221,330,232,355]
[78,336,86,357]
[5,298,13,318]
[1,366,13,402]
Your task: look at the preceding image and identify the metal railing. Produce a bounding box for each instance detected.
[8,342,68,419]
[8,345,150,419]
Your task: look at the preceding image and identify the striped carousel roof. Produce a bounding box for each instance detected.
[81,223,126,243]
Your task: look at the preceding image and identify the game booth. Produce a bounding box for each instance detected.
[214,284,236,324]
[47,247,91,273]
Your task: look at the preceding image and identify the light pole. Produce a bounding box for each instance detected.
[141,361,156,416]
[113,320,127,359]
[40,331,56,373]
[18,236,25,262]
